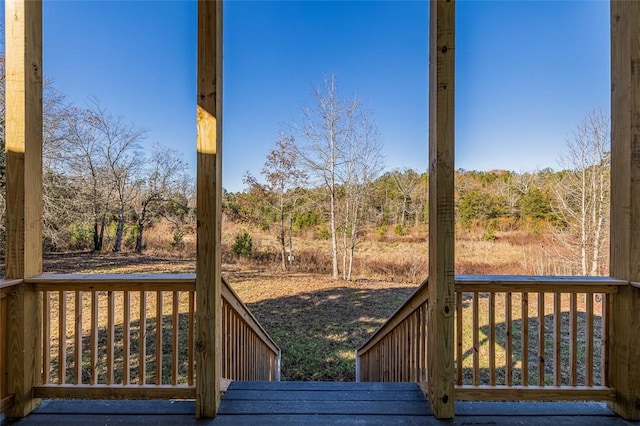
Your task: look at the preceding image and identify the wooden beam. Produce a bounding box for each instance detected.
[455,386,616,402]
[427,0,455,419]
[609,0,640,420]
[4,0,43,418]
[33,385,195,400]
[196,0,222,419]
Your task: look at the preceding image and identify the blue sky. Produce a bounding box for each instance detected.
[10,1,611,192]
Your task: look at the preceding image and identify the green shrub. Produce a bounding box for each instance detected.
[377,225,387,239]
[317,227,330,240]
[232,231,253,257]
[394,224,405,236]
[69,223,93,250]
[172,229,185,249]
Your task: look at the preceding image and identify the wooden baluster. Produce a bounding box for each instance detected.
[411,312,417,381]
[58,291,66,384]
[586,292,594,386]
[399,321,404,381]
[553,293,562,386]
[506,292,513,386]
[489,292,496,386]
[418,304,427,382]
[569,293,578,386]
[538,292,545,386]
[393,329,398,381]
[188,291,195,386]
[473,292,479,386]
[90,291,98,385]
[251,333,258,380]
[123,291,131,385]
[156,291,163,385]
[221,303,226,378]
[172,291,179,386]
[456,293,463,385]
[522,292,529,386]
[235,313,240,380]
[107,291,115,385]
[234,311,239,380]
[74,291,82,385]
[240,320,245,380]
[423,303,428,382]
[601,293,609,387]
[227,308,232,380]
[43,291,51,384]
[140,291,147,385]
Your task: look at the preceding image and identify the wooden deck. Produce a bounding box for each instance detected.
[3,381,636,425]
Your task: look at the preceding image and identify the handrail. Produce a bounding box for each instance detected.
[221,277,281,358]
[456,275,627,293]
[26,272,279,400]
[357,277,429,356]
[357,275,621,401]
[0,279,23,293]
[28,273,196,291]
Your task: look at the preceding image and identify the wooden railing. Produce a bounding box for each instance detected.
[356,278,429,383]
[23,274,279,400]
[356,275,627,401]
[0,279,23,413]
[221,278,281,381]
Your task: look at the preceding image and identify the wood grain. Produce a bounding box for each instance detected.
[4,0,43,417]
[426,0,456,417]
[196,0,223,417]
[34,384,195,400]
[455,385,615,401]
[609,0,640,420]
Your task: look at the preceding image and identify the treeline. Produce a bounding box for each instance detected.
[226,168,564,235]
[0,58,194,254]
[226,108,611,277]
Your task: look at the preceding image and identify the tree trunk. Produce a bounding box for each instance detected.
[135,222,144,254]
[98,215,106,251]
[279,226,286,271]
[93,219,100,251]
[330,187,339,279]
[114,207,125,252]
[279,197,287,270]
[135,202,150,255]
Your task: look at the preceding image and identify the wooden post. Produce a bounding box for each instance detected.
[427,0,455,419]
[195,0,222,418]
[4,0,43,418]
[609,0,640,420]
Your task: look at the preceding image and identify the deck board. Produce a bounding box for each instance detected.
[3,383,637,425]
[223,389,427,401]
[218,400,432,415]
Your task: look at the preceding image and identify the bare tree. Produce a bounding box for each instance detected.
[391,168,420,227]
[296,74,357,279]
[552,108,610,275]
[132,144,190,254]
[341,108,383,280]
[62,106,111,251]
[261,134,306,270]
[86,100,146,252]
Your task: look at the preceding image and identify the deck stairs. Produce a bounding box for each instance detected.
[212,381,432,425]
